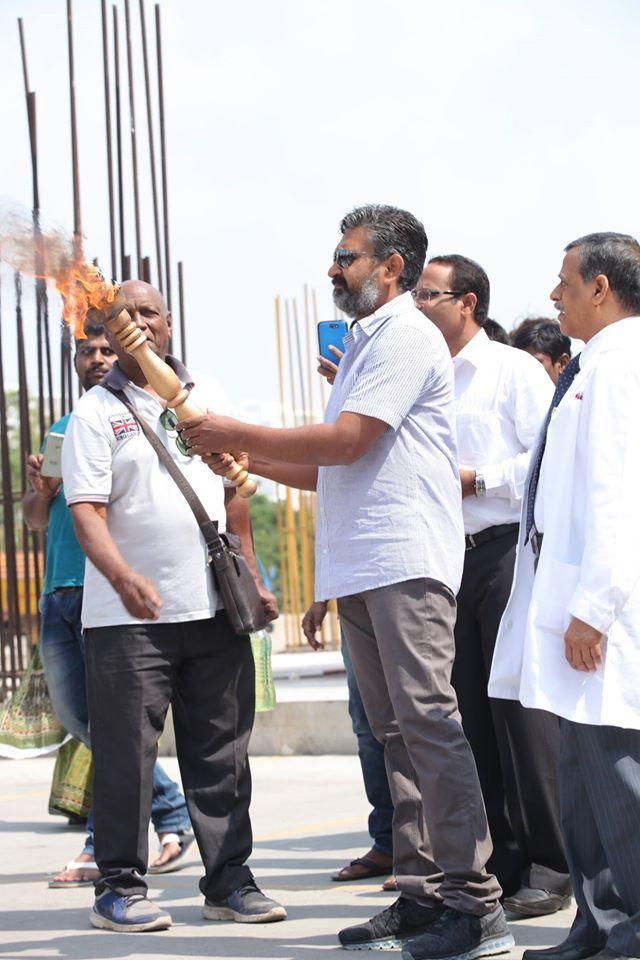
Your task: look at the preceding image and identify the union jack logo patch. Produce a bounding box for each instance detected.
[109,413,140,441]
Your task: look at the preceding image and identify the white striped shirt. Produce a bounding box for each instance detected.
[315,291,464,601]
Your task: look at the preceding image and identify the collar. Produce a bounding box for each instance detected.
[578,315,640,373]
[103,355,194,392]
[354,291,414,338]
[452,327,490,369]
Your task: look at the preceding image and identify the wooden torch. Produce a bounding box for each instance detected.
[103,294,257,498]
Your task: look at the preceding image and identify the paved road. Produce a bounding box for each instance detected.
[0,755,571,960]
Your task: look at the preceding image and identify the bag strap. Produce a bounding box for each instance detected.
[102,384,225,554]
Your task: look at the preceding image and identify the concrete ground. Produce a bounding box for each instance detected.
[0,755,572,960]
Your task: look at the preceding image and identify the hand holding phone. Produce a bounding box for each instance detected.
[317,321,347,369]
[40,432,65,479]
[316,345,343,385]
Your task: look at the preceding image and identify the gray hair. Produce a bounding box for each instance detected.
[565,232,640,314]
[340,204,428,292]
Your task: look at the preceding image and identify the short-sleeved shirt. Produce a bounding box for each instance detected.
[315,291,464,602]
[41,414,86,594]
[62,357,230,629]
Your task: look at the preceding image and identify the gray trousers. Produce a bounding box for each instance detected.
[338,577,502,915]
[560,719,640,958]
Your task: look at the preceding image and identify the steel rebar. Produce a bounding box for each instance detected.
[155,4,171,310]
[101,0,117,279]
[139,0,163,291]
[124,0,142,276]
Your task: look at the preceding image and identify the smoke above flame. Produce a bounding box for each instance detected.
[0,209,116,338]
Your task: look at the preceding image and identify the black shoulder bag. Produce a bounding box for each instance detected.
[103,386,268,636]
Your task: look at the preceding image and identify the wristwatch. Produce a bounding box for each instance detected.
[474,471,486,498]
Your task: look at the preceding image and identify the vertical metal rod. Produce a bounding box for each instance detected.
[303,283,316,423]
[42,291,54,424]
[139,0,163,291]
[0,269,22,689]
[15,272,34,654]
[292,299,309,426]
[18,21,47,440]
[66,0,82,254]
[312,288,327,409]
[124,0,142,276]
[274,298,292,647]
[155,4,171,311]
[177,260,186,365]
[113,4,127,279]
[101,0,117,280]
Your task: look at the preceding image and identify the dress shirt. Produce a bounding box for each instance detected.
[315,291,464,602]
[453,329,552,535]
[489,316,640,729]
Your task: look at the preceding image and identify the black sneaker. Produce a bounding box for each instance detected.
[401,905,514,960]
[339,897,442,950]
[202,880,286,923]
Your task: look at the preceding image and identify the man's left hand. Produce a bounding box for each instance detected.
[459,468,476,499]
[257,582,279,622]
[180,412,242,455]
[564,617,604,672]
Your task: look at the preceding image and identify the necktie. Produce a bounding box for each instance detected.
[524,353,581,542]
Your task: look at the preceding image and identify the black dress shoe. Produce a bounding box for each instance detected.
[523,942,601,960]
[589,952,639,960]
[505,885,572,917]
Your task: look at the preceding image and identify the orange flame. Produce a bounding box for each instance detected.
[0,209,117,338]
[48,259,117,339]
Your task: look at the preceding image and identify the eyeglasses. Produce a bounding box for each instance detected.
[159,408,189,456]
[332,248,373,270]
[412,288,466,303]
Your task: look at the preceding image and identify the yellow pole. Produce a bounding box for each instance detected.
[275,482,291,649]
[274,297,292,647]
[284,299,302,645]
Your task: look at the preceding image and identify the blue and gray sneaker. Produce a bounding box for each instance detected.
[401,905,515,960]
[90,890,172,932]
[202,880,286,923]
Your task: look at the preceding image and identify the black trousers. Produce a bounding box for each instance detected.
[452,527,569,897]
[560,720,640,957]
[84,612,255,901]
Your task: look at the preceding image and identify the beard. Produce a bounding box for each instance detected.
[332,271,381,319]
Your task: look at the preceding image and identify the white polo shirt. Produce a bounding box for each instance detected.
[62,358,229,628]
[315,291,464,601]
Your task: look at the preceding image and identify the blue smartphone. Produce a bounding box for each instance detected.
[318,320,348,368]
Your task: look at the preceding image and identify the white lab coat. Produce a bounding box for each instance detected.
[489,316,640,730]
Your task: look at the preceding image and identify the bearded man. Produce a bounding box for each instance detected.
[180,205,511,960]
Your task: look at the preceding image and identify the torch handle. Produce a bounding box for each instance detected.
[105,308,257,498]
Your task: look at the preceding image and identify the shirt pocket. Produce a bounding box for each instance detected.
[456,410,503,465]
[531,557,580,635]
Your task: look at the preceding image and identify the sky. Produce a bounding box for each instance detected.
[0,0,639,416]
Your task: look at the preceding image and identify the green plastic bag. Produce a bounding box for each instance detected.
[0,647,67,757]
[251,630,276,713]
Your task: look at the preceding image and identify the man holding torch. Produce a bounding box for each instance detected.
[181,205,512,960]
[62,280,283,933]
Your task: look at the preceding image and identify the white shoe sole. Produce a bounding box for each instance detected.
[342,938,405,950]
[401,933,515,960]
[90,910,172,932]
[202,904,287,923]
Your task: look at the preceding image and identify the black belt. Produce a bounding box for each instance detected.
[465,523,519,552]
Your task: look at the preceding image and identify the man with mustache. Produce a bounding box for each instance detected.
[182,205,512,960]
[61,280,283,933]
[491,232,640,960]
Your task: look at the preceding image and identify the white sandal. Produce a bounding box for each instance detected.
[48,859,101,888]
[148,831,195,875]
